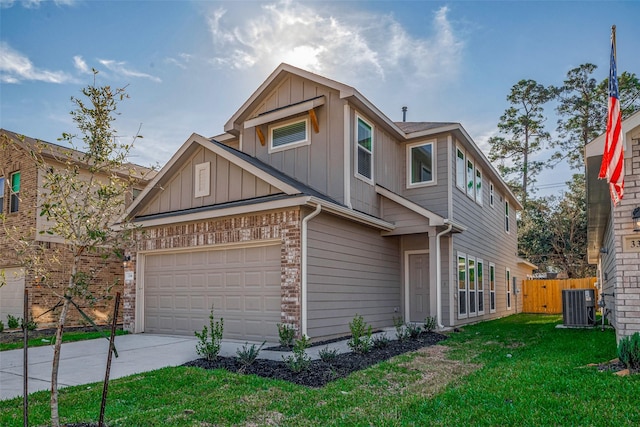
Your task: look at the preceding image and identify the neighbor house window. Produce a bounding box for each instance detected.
[456,147,465,190]
[505,199,510,233]
[490,182,494,207]
[269,118,309,152]
[10,172,20,213]
[477,259,485,314]
[466,158,474,197]
[458,253,468,318]
[475,168,483,205]
[407,141,435,187]
[356,116,373,182]
[489,263,496,313]
[506,268,512,310]
[0,176,4,213]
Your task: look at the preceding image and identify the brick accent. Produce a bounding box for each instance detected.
[124,208,302,334]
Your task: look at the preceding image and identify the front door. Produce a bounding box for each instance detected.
[408,252,430,322]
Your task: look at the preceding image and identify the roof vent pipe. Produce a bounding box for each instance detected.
[402,106,407,122]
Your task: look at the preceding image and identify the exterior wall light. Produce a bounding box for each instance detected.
[634,207,640,232]
[123,255,132,269]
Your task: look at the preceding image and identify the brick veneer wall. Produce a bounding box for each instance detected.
[613,140,640,341]
[123,208,302,334]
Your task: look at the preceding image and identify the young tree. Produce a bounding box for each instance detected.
[3,75,142,426]
[488,79,554,206]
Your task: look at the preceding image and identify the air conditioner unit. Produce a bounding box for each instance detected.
[562,289,596,326]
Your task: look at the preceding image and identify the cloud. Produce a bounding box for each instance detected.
[73,55,91,74]
[1,0,75,8]
[164,53,194,70]
[205,1,463,87]
[0,41,73,84]
[97,59,162,83]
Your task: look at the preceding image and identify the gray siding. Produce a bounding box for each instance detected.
[601,211,617,328]
[349,108,381,216]
[307,213,401,339]
[139,146,280,216]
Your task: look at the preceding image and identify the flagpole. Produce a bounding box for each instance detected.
[611,25,616,61]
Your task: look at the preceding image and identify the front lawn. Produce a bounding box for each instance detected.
[1,314,638,426]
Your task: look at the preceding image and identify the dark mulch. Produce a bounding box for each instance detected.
[183,332,448,388]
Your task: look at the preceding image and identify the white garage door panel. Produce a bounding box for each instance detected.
[144,245,281,341]
[0,268,26,321]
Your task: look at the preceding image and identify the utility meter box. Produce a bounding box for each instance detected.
[562,289,596,326]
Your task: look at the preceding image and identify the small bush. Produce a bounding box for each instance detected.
[236,341,265,372]
[406,322,422,339]
[0,320,4,333]
[394,316,410,341]
[7,314,20,329]
[372,333,390,349]
[277,323,296,348]
[617,332,640,371]
[283,335,311,372]
[194,306,224,361]
[348,314,372,354]
[424,316,437,332]
[318,345,339,363]
[21,318,38,331]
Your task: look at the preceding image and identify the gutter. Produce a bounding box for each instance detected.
[301,203,322,337]
[436,221,453,329]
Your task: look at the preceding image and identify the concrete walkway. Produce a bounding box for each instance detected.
[0,333,360,401]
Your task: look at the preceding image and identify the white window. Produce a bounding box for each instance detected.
[407,141,435,187]
[0,176,4,214]
[477,259,485,314]
[458,253,468,318]
[490,182,494,207]
[468,256,477,316]
[466,158,474,198]
[489,263,496,313]
[194,162,211,198]
[505,199,510,233]
[475,168,483,205]
[355,115,373,182]
[456,147,465,190]
[269,118,309,152]
[506,268,512,310]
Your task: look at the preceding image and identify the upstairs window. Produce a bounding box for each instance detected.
[10,172,20,213]
[505,199,510,233]
[407,141,435,187]
[0,176,4,213]
[475,167,483,205]
[269,118,309,152]
[490,182,494,207]
[456,147,465,189]
[356,116,373,182]
[466,158,474,197]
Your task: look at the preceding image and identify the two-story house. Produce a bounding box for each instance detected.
[123,64,534,342]
[0,129,153,329]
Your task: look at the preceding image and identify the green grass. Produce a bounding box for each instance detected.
[0,330,127,352]
[1,314,638,426]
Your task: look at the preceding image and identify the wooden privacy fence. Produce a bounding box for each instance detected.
[522,278,598,314]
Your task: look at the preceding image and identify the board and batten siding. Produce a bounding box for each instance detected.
[138,146,280,217]
[306,213,401,339]
[240,74,345,204]
[450,137,520,325]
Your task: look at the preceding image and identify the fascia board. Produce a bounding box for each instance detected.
[244,96,326,129]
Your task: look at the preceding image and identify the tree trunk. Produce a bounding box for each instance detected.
[50,296,71,427]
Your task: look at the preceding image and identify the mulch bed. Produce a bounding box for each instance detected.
[183,332,448,388]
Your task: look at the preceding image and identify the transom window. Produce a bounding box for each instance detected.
[269,118,309,152]
[356,116,373,182]
[407,141,435,187]
[10,172,20,213]
[0,176,5,213]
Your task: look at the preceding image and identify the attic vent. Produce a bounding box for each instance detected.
[194,162,210,198]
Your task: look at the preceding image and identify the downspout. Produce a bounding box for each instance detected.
[301,203,322,337]
[436,221,453,330]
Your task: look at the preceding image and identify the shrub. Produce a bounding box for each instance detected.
[283,335,311,372]
[394,316,410,341]
[7,314,20,329]
[424,316,437,332]
[318,345,338,363]
[406,322,422,339]
[236,341,265,372]
[617,332,640,371]
[277,323,296,348]
[21,318,38,331]
[0,320,4,333]
[348,314,372,354]
[194,306,224,361]
[372,333,390,349]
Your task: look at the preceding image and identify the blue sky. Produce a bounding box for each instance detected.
[1,0,639,195]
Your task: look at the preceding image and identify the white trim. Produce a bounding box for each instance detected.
[268,117,311,154]
[244,96,325,129]
[406,140,437,188]
[354,113,374,185]
[404,249,429,323]
[343,103,352,208]
[436,222,453,329]
[194,162,211,198]
[301,204,322,337]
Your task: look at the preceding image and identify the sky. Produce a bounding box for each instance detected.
[1,0,639,196]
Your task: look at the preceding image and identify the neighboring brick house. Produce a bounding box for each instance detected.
[0,129,153,329]
[586,110,640,342]
[123,64,535,342]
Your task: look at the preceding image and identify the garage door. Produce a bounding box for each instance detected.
[0,267,26,321]
[143,245,281,341]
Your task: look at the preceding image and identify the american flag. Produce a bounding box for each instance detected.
[599,26,624,205]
